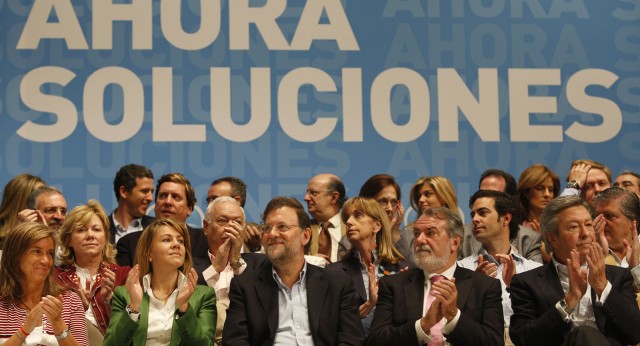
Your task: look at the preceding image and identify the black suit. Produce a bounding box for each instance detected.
[509,262,640,346]
[192,252,269,286]
[223,262,365,346]
[367,266,503,346]
[115,223,208,267]
[107,213,155,245]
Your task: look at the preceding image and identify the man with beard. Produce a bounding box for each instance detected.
[509,196,640,346]
[19,185,67,231]
[223,196,364,346]
[367,207,503,345]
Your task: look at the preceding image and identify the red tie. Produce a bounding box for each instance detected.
[317,221,332,259]
[425,275,445,346]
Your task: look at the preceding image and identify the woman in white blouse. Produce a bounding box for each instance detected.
[104,218,216,346]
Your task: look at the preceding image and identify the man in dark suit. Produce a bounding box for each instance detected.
[108,163,155,245]
[223,196,364,346]
[116,172,207,266]
[510,195,640,346]
[367,207,504,346]
[192,195,268,345]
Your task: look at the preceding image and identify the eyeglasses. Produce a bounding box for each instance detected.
[260,224,300,234]
[305,189,331,197]
[376,198,398,208]
[41,207,67,216]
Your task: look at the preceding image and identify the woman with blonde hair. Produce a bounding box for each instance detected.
[55,200,130,342]
[517,164,560,262]
[0,174,45,243]
[327,197,409,335]
[104,218,216,345]
[409,176,459,214]
[0,222,88,345]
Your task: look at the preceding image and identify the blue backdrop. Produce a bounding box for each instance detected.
[1,0,639,224]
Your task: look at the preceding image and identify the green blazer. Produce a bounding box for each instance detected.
[104,285,216,346]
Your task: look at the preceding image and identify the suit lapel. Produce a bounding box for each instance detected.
[134,294,150,345]
[343,256,366,302]
[453,267,473,309]
[307,265,328,335]
[405,269,425,320]
[538,262,565,307]
[255,264,279,341]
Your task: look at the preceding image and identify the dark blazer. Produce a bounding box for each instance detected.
[326,252,410,308]
[509,262,640,346]
[222,262,365,346]
[108,213,155,245]
[115,223,208,267]
[193,252,269,286]
[367,266,503,346]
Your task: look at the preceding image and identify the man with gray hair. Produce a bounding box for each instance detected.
[368,207,503,345]
[18,185,67,230]
[593,187,640,305]
[193,196,267,345]
[510,195,640,346]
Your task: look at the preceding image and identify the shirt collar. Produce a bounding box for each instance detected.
[142,271,187,293]
[474,246,525,265]
[423,262,457,283]
[272,261,308,289]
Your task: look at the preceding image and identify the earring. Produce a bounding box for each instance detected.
[149,257,152,262]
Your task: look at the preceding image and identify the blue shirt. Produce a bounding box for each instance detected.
[272,261,314,346]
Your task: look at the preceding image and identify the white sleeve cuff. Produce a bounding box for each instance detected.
[415,319,432,344]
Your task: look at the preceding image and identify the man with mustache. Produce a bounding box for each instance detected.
[367,207,503,345]
[223,196,365,345]
[509,195,640,346]
[19,185,67,231]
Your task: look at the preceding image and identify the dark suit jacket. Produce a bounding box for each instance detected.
[367,266,503,346]
[115,223,208,267]
[108,213,155,245]
[222,262,365,346]
[460,224,542,263]
[193,252,269,286]
[326,252,410,308]
[509,262,640,346]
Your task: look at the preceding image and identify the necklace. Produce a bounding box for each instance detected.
[152,288,173,305]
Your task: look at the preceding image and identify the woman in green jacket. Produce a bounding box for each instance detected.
[104,218,216,345]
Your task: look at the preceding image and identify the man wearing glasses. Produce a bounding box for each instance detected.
[19,185,68,230]
[195,195,267,346]
[304,173,347,262]
[223,196,364,345]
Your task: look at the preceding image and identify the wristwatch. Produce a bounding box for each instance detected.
[566,180,580,190]
[55,326,70,341]
[231,258,246,271]
[559,299,574,314]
